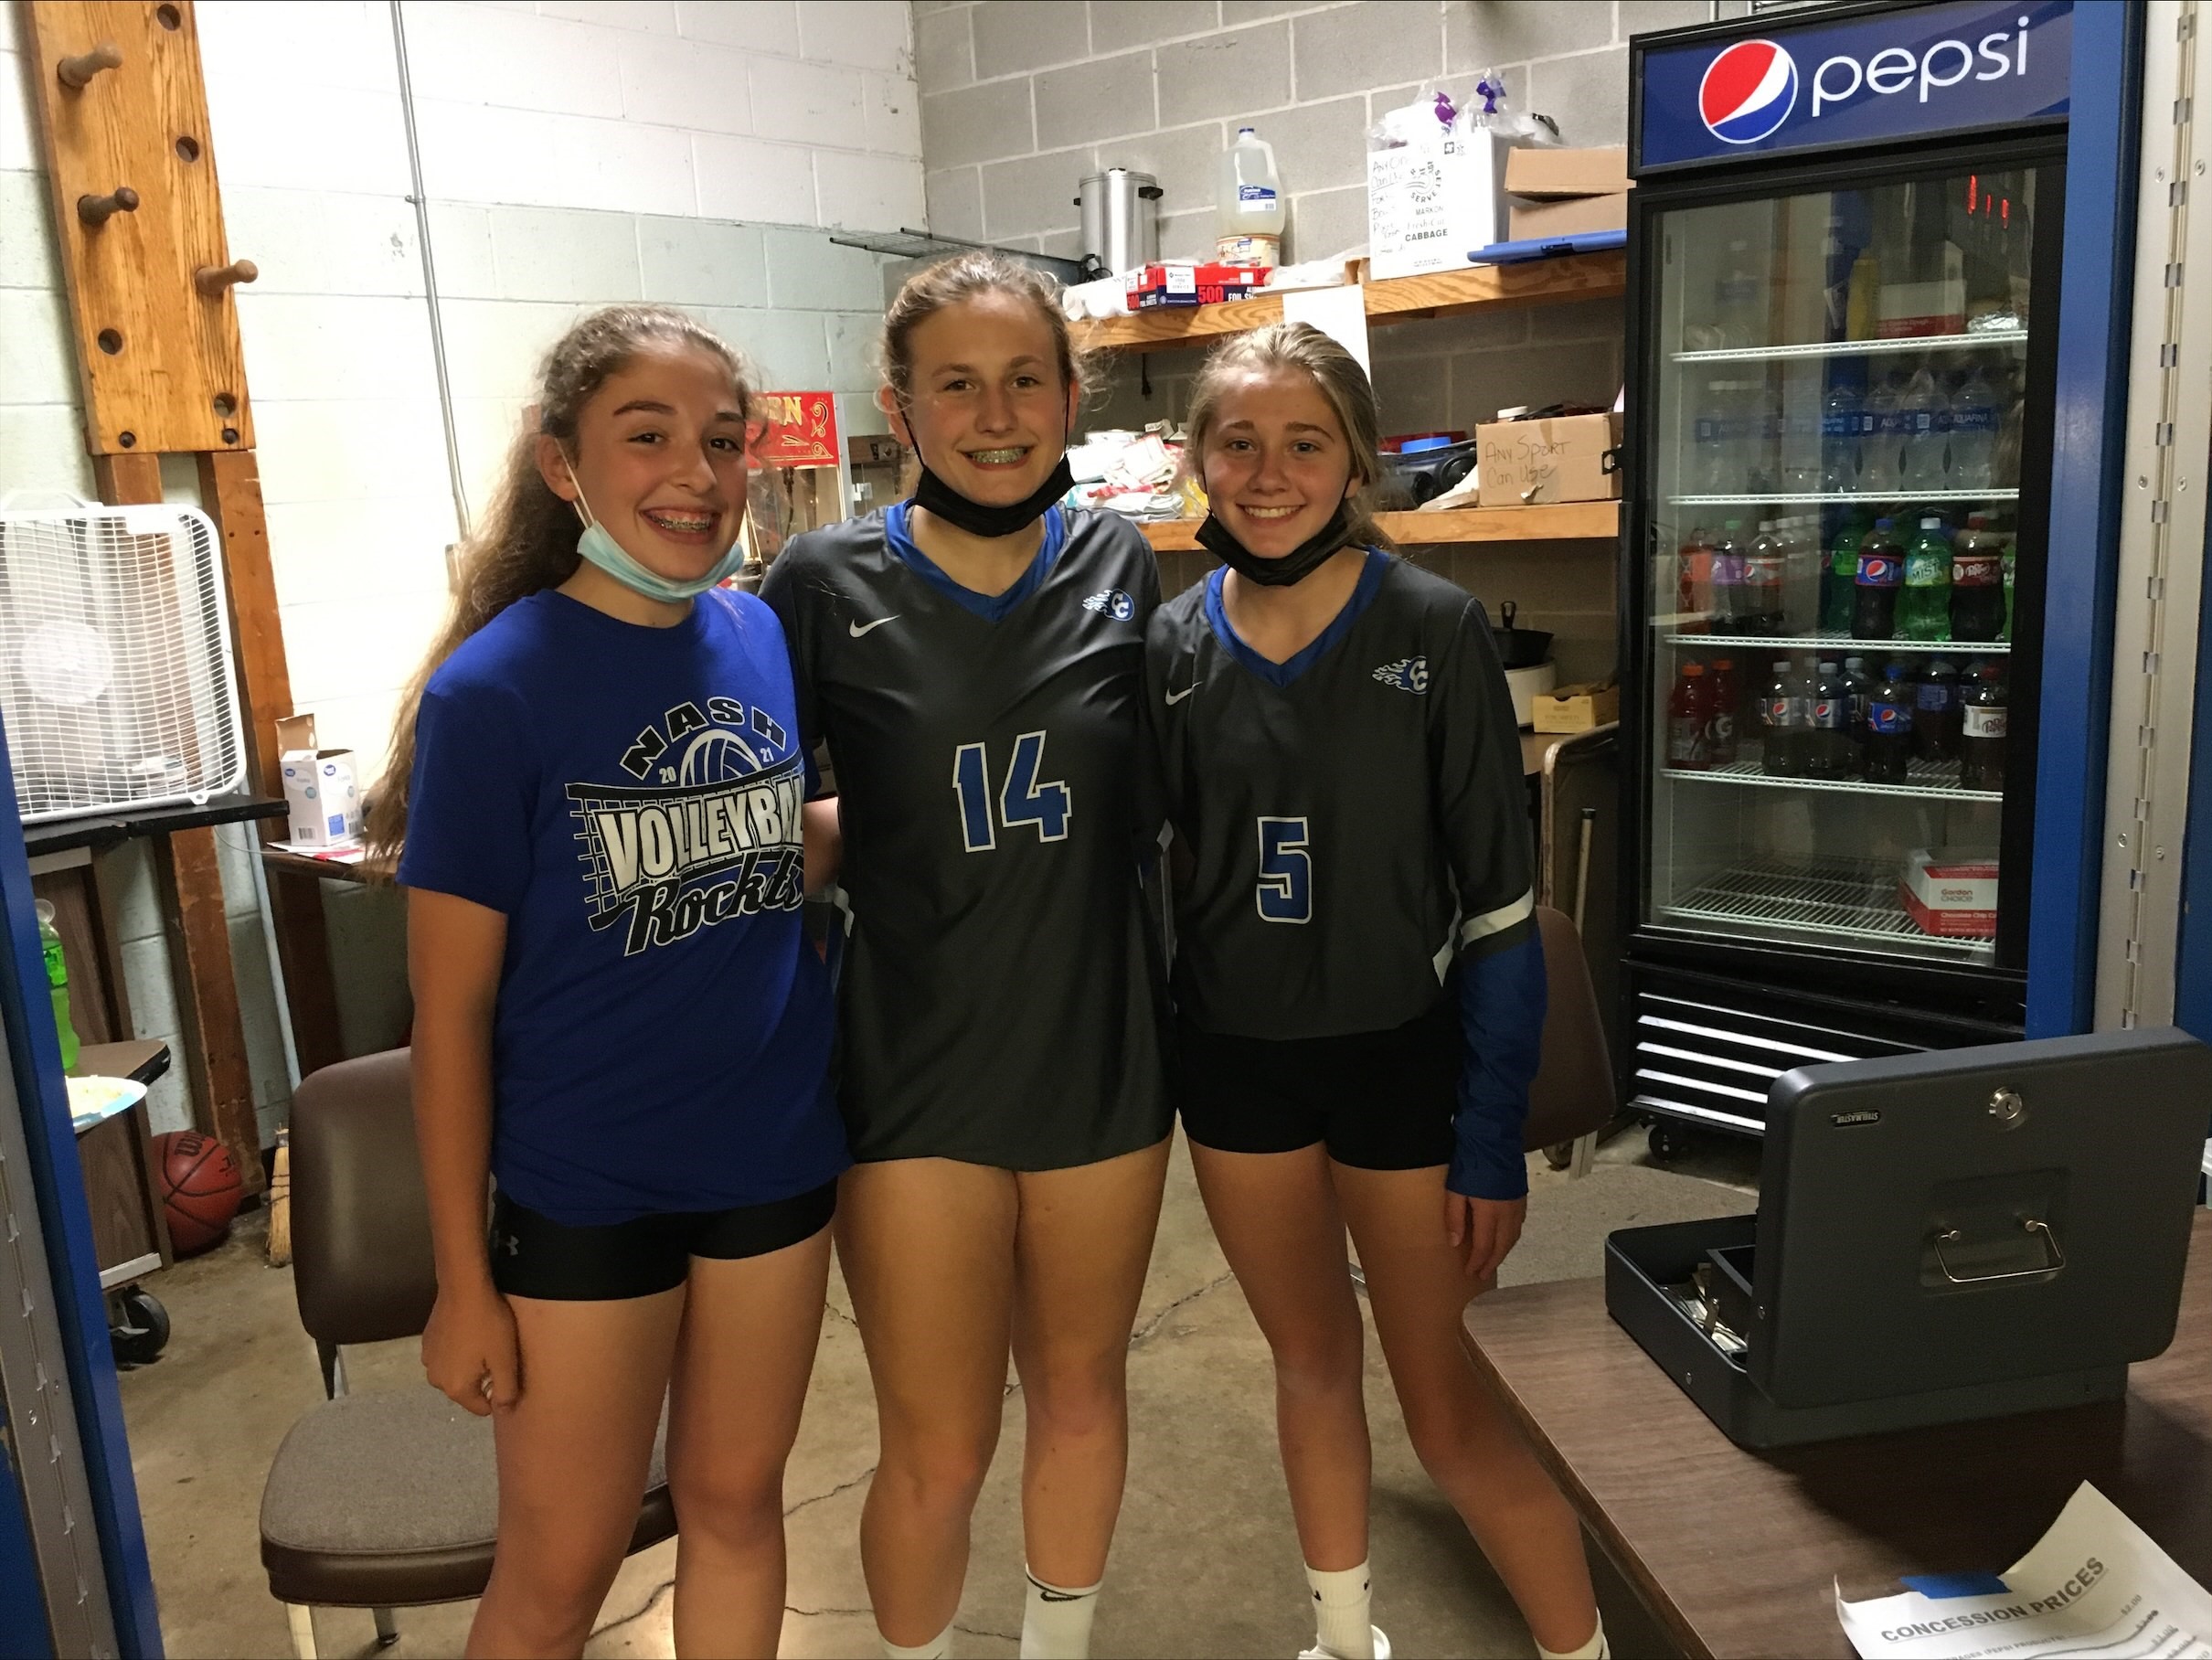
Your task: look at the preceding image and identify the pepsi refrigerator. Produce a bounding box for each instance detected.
[1616,0,2134,1150]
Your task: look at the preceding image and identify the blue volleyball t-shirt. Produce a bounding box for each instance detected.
[397,586,846,1227]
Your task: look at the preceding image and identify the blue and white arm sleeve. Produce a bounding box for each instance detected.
[1452,925,1546,1200]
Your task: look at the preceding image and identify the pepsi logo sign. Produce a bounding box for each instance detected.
[1699,39,1798,144]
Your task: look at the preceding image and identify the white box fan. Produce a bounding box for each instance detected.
[0,501,247,824]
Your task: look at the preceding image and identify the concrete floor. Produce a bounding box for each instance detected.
[118,1129,1758,1659]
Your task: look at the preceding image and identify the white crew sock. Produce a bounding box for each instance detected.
[882,1623,952,1660]
[1020,1566,1102,1660]
[1306,1561,1377,1660]
[1536,1613,1609,1660]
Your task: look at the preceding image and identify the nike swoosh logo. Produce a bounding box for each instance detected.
[1165,684,1196,705]
[848,615,899,638]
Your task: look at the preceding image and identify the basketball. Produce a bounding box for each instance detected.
[154,1131,243,1257]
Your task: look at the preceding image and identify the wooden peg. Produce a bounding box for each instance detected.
[77,186,139,228]
[195,259,258,298]
[56,42,122,89]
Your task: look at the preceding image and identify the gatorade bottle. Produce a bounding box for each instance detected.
[1913,659,1962,762]
[34,899,78,1072]
[1852,517,1904,640]
[1824,513,1870,635]
[1959,662,2008,790]
[1709,520,1749,634]
[1707,658,1740,766]
[1951,513,2006,643]
[1667,662,1712,771]
[1675,523,1716,632]
[1761,659,1807,778]
[1898,516,1953,642]
[1864,663,1915,783]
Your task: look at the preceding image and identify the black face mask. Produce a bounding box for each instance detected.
[1196,502,1359,587]
[912,454,1076,539]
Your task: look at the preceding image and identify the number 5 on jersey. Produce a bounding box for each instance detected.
[1256,816,1312,923]
[953,731,1072,852]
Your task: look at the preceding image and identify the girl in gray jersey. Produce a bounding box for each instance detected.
[760,254,1172,1660]
[1146,325,1607,1660]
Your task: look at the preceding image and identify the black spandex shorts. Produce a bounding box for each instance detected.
[489,1181,836,1301]
[1175,999,1460,1169]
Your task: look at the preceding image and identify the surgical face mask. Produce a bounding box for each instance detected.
[1196,499,1359,587]
[560,454,747,602]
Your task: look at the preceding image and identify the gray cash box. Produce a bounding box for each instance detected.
[1605,1028,2212,1448]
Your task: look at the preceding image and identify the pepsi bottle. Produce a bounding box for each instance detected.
[1852,517,1904,640]
[1864,663,1914,783]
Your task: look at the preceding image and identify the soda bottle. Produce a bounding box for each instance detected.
[1947,362,2000,491]
[1959,662,2008,790]
[1761,659,1807,778]
[1707,657,1740,766]
[1897,362,1949,492]
[1852,516,1904,640]
[1821,370,1865,493]
[1743,520,1785,636]
[1676,523,1716,632]
[1950,513,2006,643]
[1781,516,1821,635]
[1912,659,1961,762]
[1898,516,1953,642]
[1667,662,1712,771]
[1860,369,1902,496]
[1709,520,1748,634]
[34,899,77,1072]
[1841,654,1873,748]
[1823,512,1869,635]
[1864,662,1915,783]
[1804,661,1856,780]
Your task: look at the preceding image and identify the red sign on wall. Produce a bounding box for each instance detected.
[751,391,840,468]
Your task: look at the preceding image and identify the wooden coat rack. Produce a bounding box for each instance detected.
[27,0,348,1188]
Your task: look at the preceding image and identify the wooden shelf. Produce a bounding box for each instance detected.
[1079,251,1627,355]
[1137,501,1619,550]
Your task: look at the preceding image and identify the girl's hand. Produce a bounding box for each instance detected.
[802,797,842,896]
[422,1278,520,1416]
[1445,1192,1526,1285]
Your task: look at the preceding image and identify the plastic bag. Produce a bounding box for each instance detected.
[1367,82,1457,150]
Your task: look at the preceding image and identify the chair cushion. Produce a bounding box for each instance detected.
[261,1387,674,1607]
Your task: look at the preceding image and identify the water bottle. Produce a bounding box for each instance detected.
[1713,240,1766,350]
[34,899,78,1072]
[1691,382,1733,495]
[1947,363,2000,492]
[1217,127,1284,266]
[1897,363,1948,492]
[1821,373,1864,494]
[1861,370,1902,496]
[1779,390,1821,495]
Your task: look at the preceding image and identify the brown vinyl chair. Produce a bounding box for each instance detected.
[1521,904,1620,1167]
[259,1048,675,1660]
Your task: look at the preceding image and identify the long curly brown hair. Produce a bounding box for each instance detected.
[366,304,752,866]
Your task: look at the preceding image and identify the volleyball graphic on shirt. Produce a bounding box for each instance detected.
[567,694,804,957]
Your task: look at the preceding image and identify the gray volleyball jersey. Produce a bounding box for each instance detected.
[760,504,1172,1168]
[1145,551,1537,1039]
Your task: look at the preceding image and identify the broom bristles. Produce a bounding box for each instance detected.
[266,1129,292,1268]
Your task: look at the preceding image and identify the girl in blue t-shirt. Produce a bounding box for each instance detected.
[368,304,847,1657]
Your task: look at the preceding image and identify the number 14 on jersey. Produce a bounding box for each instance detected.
[953,732,1072,852]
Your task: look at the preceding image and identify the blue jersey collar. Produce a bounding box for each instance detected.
[1205,548,1390,687]
[886,501,1066,622]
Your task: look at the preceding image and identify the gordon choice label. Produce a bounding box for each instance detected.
[1636,0,2072,172]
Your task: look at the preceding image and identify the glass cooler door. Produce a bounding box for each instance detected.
[1643,165,2045,969]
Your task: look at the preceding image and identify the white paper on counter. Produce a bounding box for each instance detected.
[1279,282,1370,376]
[1836,1483,2212,1658]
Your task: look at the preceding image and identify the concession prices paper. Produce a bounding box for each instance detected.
[1838,1484,2212,1658]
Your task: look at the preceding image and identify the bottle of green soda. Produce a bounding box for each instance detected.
[35,899,79,1071]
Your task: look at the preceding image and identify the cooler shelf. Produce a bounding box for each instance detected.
[1660,630,2011,654]
[1671,490,2021,506]
[1658,855,1994,961]
[1662,758,2003,803]
[1671,328,2028,364]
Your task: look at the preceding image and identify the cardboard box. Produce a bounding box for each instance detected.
[1475,411,1625,507]
[1531,681,1620,734]
[1508,192,1628,239]
[1504,144,1630,198]
[1124,262,1266,309]
[277,714,361,848]
[1899,846,1998,938]
[1367,125,1522,281]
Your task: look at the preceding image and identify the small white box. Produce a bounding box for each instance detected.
[1899,846,1997,938]
[1367,126,1523,282]
[277,714,361,848]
